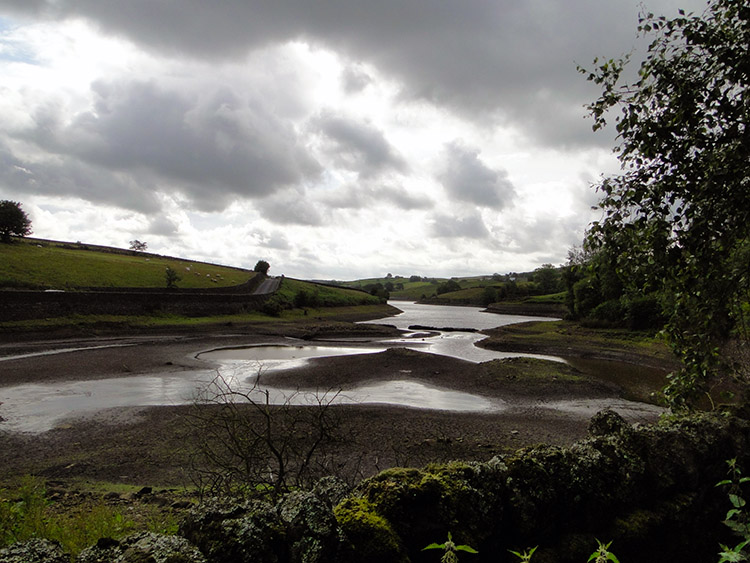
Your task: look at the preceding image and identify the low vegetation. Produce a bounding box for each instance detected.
[0,476,179,558]
[0,238,252,290]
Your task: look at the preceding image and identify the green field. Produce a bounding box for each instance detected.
[0,237,387,329]
[274,278,380,308]
[0,238,253,290]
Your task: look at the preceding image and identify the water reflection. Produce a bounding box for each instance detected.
[364,301,558,331]
[0,370,503,433]
[0,302,662,433]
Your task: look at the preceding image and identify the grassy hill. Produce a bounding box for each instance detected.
[0,238,388,329]
[0,238,254,290]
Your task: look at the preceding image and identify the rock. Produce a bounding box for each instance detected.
[133,486,153,499]
[171,500,194,509]
[312,476,350,507]
[179,499,283,563]
[76,532,206,563]
[279,490,352,562]
[180,489,353,563]
[588,408,631,437]
[0,539,68,563]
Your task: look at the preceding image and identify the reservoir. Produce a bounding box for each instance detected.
[0,302,663,432]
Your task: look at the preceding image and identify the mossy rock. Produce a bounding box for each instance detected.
[334,497,407,563]
[349,462,504,560]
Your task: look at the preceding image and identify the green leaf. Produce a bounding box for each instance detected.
[423,543,445,551]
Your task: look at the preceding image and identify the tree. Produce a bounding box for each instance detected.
[437,279,461,295]
[129,240,147,252]
[534,263,560,294]
[165,266,181,289]
[0,200,32,243]
[481,286,498,307]
[580,0,749,409]
[254,260,270,275]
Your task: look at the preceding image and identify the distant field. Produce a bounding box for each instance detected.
[0,238,253,290]
[274,278,380,307]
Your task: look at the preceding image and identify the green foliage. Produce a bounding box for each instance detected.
[0,476,138,557]
[254,259,270,275]
[588,540,620,563]
[274,278,381,311]
[0,476,48,547]
[0,200,32,243]
[580,0,750,409]
[717,459,750,562]
[164,266,181,289]
[423,532,478,563]
[508,545,537,562]
[437,280,462,295]
[533,264,560,294]
[481,285,498,307]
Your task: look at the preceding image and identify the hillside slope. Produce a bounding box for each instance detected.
[0,238,253,290]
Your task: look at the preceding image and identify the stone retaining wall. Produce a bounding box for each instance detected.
[0,276,269,321]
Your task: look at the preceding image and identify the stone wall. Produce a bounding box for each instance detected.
[0,276,270,322]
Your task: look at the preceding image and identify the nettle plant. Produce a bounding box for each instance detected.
[717,459,750,562]
[423,532,478,563]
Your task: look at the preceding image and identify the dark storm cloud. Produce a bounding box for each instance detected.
[313,113,408,178]
[430,212,490,240]
[438,142,516,209]
[13,80,321,212]
[1,0,706,148]
[0,142,161,213]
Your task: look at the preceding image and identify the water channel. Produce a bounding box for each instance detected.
[0,302,665,432]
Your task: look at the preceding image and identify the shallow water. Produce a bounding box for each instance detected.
[363,301,558,331]
[0,371,504,433]
[0,302,663,433]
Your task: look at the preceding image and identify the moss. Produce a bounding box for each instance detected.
[334,497,407,563]
[612,508,661,539]
[479,357,584,384]
[351,462,500,558]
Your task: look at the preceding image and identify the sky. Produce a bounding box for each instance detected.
[0,0,707,280]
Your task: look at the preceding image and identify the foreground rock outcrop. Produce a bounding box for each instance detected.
[1,411,748,563]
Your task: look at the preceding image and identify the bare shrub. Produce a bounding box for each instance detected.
[186,369,346,501]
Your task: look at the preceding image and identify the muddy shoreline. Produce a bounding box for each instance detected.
[0,315,668,489]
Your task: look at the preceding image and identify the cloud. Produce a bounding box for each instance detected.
[259,190,324,226]
[438,142,516,209]
[430,211,490,240]
[148,215,178,237]
[0,141,162,213]
[15,79,321,212]
[2,0,706,148]
[0,0,710,279]
[312,112,408,178]
[258,231,292,251]
[505,213,587,258]
[321,182,431,211]
[341,64,372,93]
